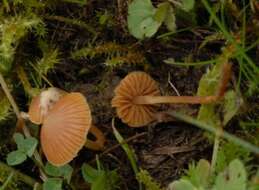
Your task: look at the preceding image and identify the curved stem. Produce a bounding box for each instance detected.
[211,126,222,174]
[85,125,106,151]
[165,111,259,154]
[0,74,20,117]
[133,95,218,105]
[134,62,232,105]
[217,62,232,97]
[0,73,47,180]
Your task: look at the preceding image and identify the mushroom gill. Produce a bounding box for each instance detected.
[41,92,91,166]
[112,71,160,127]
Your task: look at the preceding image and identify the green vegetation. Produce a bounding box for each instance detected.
[0,0,258,189]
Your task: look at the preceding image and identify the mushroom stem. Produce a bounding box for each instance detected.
[216,62,232,97]
[133,95,219,105]
[85,125,106,151]
[134,63,232,106]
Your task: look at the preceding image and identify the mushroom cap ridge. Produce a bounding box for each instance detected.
[41,92,92,166]
[112,71,160,127]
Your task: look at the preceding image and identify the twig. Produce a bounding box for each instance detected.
[168,72,180,96]
[0,74,20,118]
[0,73,47,180]
[89,132,147,164]
[101,132,147,156]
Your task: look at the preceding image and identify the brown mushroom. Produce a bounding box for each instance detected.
[41,93,91,166]
[112,63,232,127]
[112,71,160,127]
[27,89,106,166]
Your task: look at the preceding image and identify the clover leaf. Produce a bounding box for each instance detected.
[128,0,161,39]
[45,162,73,183]
[43,178,62,190]
[6,133,38,166]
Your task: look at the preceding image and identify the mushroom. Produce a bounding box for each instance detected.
[112,63,232,127]
[28,88,105,166]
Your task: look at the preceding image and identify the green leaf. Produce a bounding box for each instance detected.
[21,137,38,157]
[222,90,241,125]
[13,133,38,157]
[45,163,62,177]
[197,62,224,127]
[197,62,240,128]
[91,172,106,190]
[155,2,170,23]
[43,178,62,190]
[60,164,73,183]
[184,159,211,188]
[81,163,101,184]
[45,163,73,183]
[213,159,247,190]
[140,17,161,38]
[164,5,176,32]
[13,133,24,148]
[127,0,161,39]
[155,2,176,32]
[81,163,120,190]
[168,179,198,190]
[6,150,27,166]
[215,141,251,174]
[112,125,139,175]
[180,0,195,11]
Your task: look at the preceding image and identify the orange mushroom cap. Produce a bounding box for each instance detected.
[41,92,91,166]
[28,88,67,125]
[112,71,160,127]
[28,95,44,125]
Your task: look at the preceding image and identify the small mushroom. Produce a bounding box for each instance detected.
[27,88,106,166]
[112,63,231,127]
[112,71,160,127]
[41,93,91,166]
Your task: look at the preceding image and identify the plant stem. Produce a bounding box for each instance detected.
[0,74,20,118]
[0,172,14,190]
[0,161,40,188]
[211,127,222,174]
[133,95,218,105]
[0,73,47,180]
[165,111,259,154]
[112,118,142,190]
